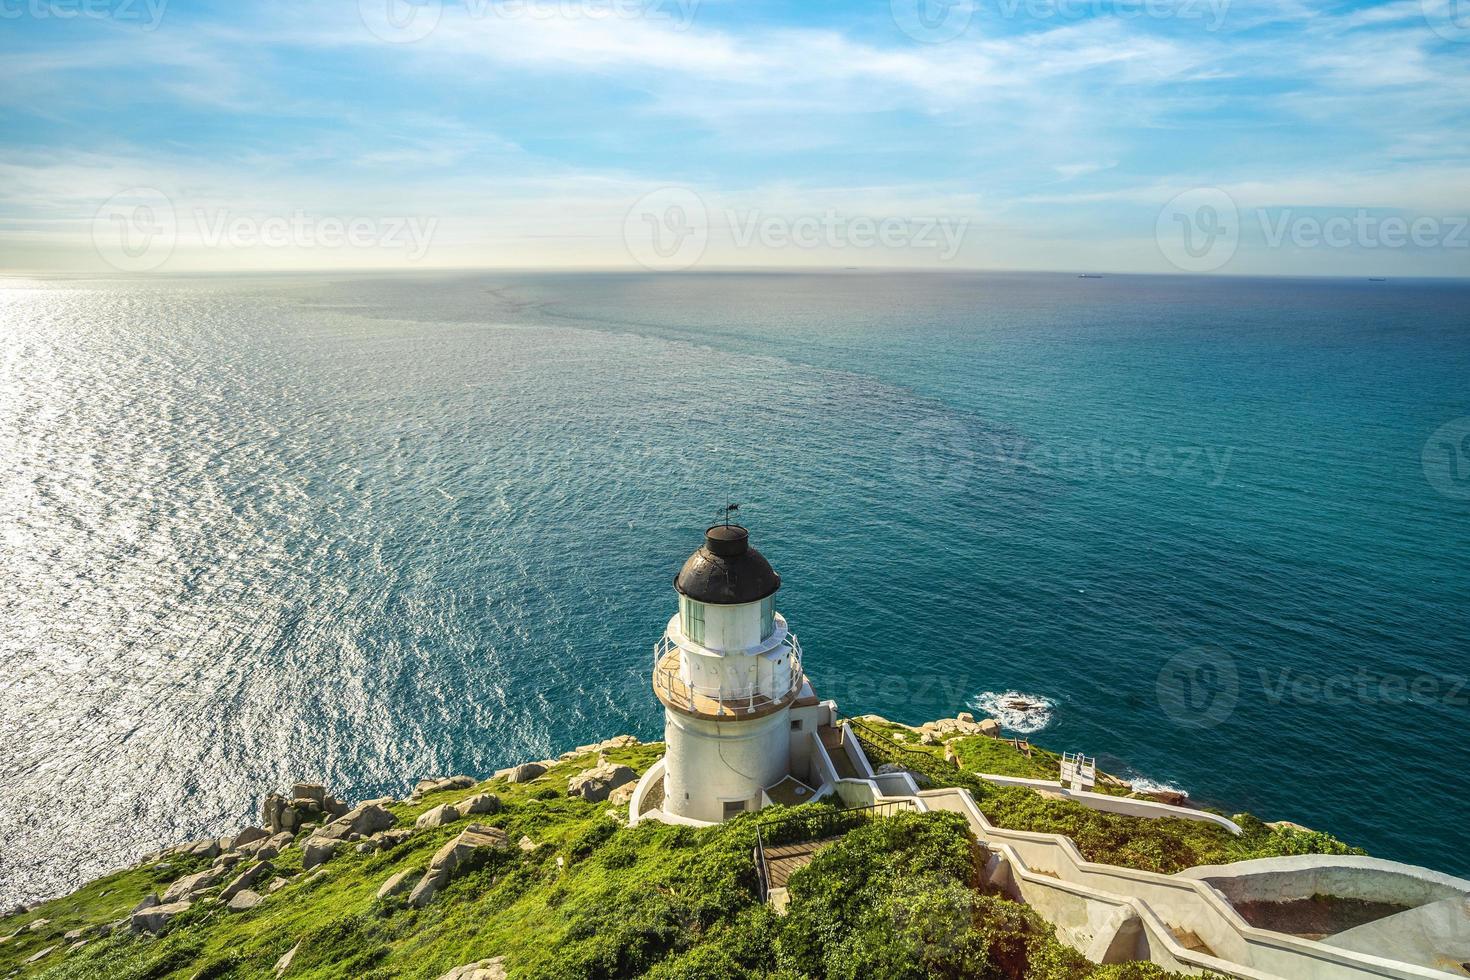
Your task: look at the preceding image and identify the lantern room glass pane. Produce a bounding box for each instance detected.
[760,596,775,640]
[682,596,706,645]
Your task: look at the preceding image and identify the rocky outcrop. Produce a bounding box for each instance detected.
[411,775,476,800]
[221,861,274,901]
[161,868,225,904]
[302,838,340,870]
[227,889,264,912]
[561,735,640,759]
[494,763,545,784]
[408,825,511,907]
[226,827,270,851]
[440,956,507,980]
[261,785,349,836]
[131,900,192,935]
[417,803,460,829]
[377,868,418,899]
[315,802,396,842]
[568,763,637,803]
[459,793,501,815]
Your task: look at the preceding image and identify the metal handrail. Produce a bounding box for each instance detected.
[653,632,803,715]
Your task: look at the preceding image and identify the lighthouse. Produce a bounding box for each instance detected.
[651,523,809,823]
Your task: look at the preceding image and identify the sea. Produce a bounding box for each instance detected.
[2,270,1468,906]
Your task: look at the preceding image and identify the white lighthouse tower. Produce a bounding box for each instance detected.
[651,523,807,823]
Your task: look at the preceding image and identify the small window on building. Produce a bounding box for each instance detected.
[682,596,706,645]
[723,800,746,819]
[790,719,803,731]
[759,595,775,639]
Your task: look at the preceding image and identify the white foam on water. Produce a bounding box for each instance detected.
[969,690,1055,735]
[1125,774,1188,797]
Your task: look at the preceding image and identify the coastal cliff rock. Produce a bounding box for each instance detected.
[440,956,507,980]
[407,825,510,907]
[495,762,545,784]
[567,763,637,803]
[131,900,191,935]
[459,793,501,815]
[411,775,476,800]
[416,803,460,829]
[315,802,396,841]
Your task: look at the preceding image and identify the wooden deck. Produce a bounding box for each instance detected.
[763,837,841,889]
[653,646,798,721]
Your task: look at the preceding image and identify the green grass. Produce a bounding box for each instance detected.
[0,732,1361,978]
[849,727,1363,876]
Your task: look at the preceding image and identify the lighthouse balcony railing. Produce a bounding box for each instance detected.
[652,632,804,717]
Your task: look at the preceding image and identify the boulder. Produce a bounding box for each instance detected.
[25,945,56,965]
[416,803,461,829]
[459,793,501,816]
[26,918,50,931]
[316,803,395,841]
[132,900,191,935]
[977,718,1002,737]
[301,838,339,870]
[63,928,86,941]
[268,878,290,893]
[275,941,300,978]
[292,783,326,805]
[373,829,413,850]
[228,826,270,852]
[376,868,417,899]
[567,763,637,803]
[957,711,976,724]
[161,868,224,904]
[412,775,476,799]
[408,825,511,907]
[132,894,160,914]
[221,861,274,901]
[440,956,507,980]
[185,838,220,859]
[606,783,635,806]
[495,762,545,784]
[227,890,264,912]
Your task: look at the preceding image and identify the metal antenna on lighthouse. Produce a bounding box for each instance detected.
[720,502,740,526]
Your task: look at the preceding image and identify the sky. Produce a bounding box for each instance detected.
[1,0,1468,276]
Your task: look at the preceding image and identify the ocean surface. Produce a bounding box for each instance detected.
[2,270,1468,906]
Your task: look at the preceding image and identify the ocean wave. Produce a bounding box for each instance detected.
[969,690,1055,734]
[1124,774,1188,797]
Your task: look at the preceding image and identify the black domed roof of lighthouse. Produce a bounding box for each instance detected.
[674,524,781,605]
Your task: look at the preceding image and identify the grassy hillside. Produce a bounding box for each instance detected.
[2,743,1185,980]
[1,728,1359,979]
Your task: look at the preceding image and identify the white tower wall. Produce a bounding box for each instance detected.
[662,708,791,822]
